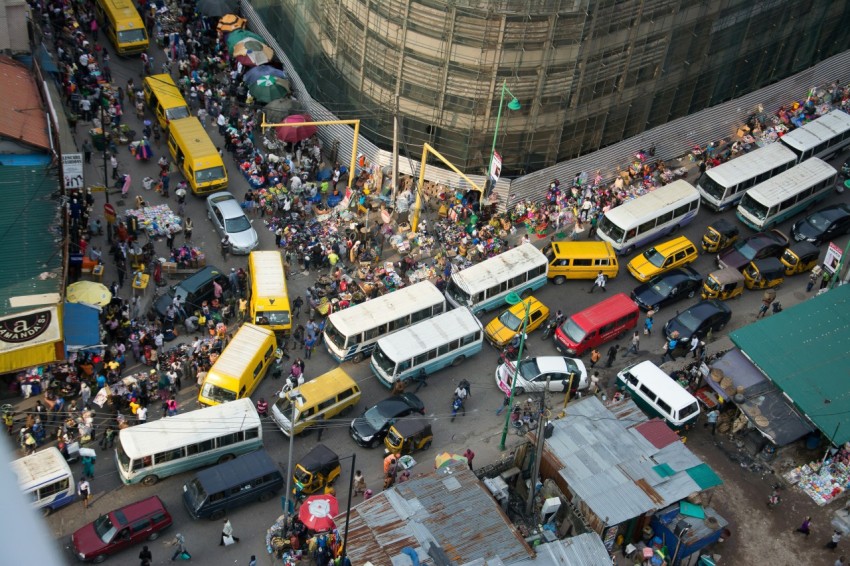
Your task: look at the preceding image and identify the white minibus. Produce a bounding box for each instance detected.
[11,447,77,516]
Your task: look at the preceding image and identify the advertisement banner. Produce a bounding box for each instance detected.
[62,153,85,190]
[823,242,842,274]
[489,151,502,183]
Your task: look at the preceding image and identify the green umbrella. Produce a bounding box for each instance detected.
[248,75,289,103]
[226,29,264,51]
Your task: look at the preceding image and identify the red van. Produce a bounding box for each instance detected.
[554,293,639,356]
[71,496,172,563]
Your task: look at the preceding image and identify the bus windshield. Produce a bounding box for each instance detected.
[599,216,625,243]
[700,176,726,200]
[200,382,236,404]
[561,319,587,343]
[196,166,226,184]
[371,346,396,376]
[165,106,190,121]
[445,280,470,306]
[255,310,290,326]
[739,195,768,220]
[118,29,147,44]
[324,320,347,349]
[116,442,131,471]
[185,479,206,510]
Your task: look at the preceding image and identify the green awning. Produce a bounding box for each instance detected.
[686,463,723,490]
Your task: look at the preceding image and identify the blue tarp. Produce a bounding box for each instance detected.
[63,302,101,354]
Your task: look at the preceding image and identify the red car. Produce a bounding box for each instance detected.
[71,496,172,563]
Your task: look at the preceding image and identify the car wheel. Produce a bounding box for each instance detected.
[352,353,364,364]
[218,454,235,464]
[452,355,466,367]
[259,490,274,503]
[147,531,160,541]
[669,224,680,235]
[93,555,107,564]
[210,509,225,521]
[553,276,566,285]
[141,474,159,486]
[715,321,727,331]
[687,289,695,298]
[422,440,432,451]
[623,246,634,256]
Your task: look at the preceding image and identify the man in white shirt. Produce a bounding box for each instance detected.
[137,405,147,423]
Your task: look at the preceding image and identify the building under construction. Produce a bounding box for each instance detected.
[252,0,850,176]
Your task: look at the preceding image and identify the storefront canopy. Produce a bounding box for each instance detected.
[0,305,64,373]
[63,302,102,355]
[706,348,814,446]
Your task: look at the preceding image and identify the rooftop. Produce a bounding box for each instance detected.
[0,56,51,152]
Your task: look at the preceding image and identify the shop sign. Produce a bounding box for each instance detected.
[0,306,62,354]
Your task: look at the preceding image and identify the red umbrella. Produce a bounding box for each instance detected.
[298,493,339,532]
[275,114,318,143]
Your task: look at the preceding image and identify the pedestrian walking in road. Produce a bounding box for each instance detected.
[661,335,678,364]
[83,139,92,163]
[589,348,601,368]
[795,516,812,536]
[110,154,119,179]
[827,530,842,550]
[220,519,240,546]
[588,271,607,293]
[82,454,95,477]
[835,556,846,566]
[170,533,189,561]
[166,228,175,250]
[353,470,367,496]
[605,344,620,368]
[78,477,91,509]
[704,409,719,435]
[644,311,655,336]
[821,270,833,290]
[757,296,773,318]
[248,556,257,566]
[688,335,700,358]
[184,218,192,240]
[624,331,640,356]
[139,545,153,565]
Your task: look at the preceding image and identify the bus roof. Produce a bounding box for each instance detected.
[102,0,144,22]
[10,448,72,490]
[144,74,187,102]
[249,251,287,299]
[604,180,699,230]
[746,158,836,206]
[207,324,275,382]
[619,360,698,409]
[326,281,444,336]
[118,398,260,459]
[191,449,278,492]
[450,243,547,296]
[548,240,615,259]
[780,110,850,154]
[703,142,797,188]
[169,117,220,159]
[292,368,358,407]
[375,307,483,361]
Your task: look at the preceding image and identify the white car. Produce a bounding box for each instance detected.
[495,356,588,396]
[206,192,259,254]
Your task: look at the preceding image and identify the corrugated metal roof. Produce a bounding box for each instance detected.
[0,165,63,317]
[505,533,611,566]
[0,56,50,151]
[550,397,716,527]
[730,284,850,445]
[633,419,680,449]
[337,460,533,566]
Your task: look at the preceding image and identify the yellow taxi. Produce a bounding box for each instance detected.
[627,236,698,283]
[484,296,550,347]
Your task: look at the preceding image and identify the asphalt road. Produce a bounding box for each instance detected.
[44,33,850,565]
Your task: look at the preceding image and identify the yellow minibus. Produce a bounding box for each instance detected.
[167,117,228,194]
[143,74,190,129]
[248,251,291,335]
[198,324,277,406]
[94,0,149,55]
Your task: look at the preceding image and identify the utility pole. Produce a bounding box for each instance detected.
[100,103,113,244]
[390,95,399,207]
[526,377,549,516]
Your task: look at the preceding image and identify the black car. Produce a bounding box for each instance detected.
[349,393,425,448]
[791,204,850,246]
[717,230,788,271]
[152,266,229,318]
[631,267,702,311]
[663,300,732,343]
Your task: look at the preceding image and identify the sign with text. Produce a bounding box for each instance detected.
[62,153,85,190]
[489,151,502,183]
[823,241,843,274]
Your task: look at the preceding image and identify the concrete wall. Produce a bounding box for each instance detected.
[0,0,28,53]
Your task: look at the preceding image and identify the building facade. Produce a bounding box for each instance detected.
[253,0,850,176]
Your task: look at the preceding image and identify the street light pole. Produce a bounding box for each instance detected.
[499,291,530,451]
[487,80,521,190]
[100,103,113,244]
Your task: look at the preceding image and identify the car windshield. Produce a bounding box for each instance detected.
[643,247,666,268]
[650,277,675,295]
[165,106,190,121]
[705,276,721,292]
[674,310,703,333]
[599,216,625,243]
[201,382,236,404]
[196,166,226,184]
[255,310,290,325]
[362,405,390,431]
[561,319,586,343]
[497,310,523,332]
[517,360,541,380]
[224,215,251,233]
[94,514,117,544]
[807,213,833,230]
[117,29,147,44]
[734,239,761,261]
[185,479,207,510]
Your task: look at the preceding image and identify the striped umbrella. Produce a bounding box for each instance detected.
[248,75,289,103]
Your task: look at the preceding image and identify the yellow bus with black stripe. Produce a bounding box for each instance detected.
[94,0,148,56]
[167,117,228,195]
